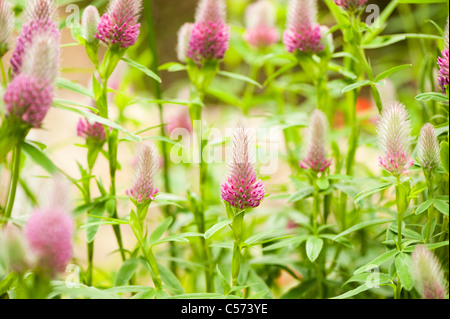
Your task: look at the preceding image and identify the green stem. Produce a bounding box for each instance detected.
[424,170,435,243]
[395,175,403,299]
[0,57,7,87]
[242,64,260,115]
[142,244,162,290]
[3,144,22,223]
[231,210,245,292]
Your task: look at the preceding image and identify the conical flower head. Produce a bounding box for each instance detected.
[96,0,142,48]
[377,102,414,176]
[24,177,74,275]
[77,117,106,143]
[24,0,57,24]
[126,142,160,203]
[177,23,193,63]
[333,0,367,10]
[412,245,447,299]
[438,17,449,93]
[187,0,230,62]
[418,123,440,171]
[82,5,100,43]
[299,110,332,172]
[243,0,279,48]
[283,0,323,53]
[0,0,14,57]
[221,125,265,210]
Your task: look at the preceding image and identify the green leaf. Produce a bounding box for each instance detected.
[333,218,396,240]
[21,141,57,174]
[362,35,406,49]
[204,219,232,239]
[306,237,323,262]
[262,235,309,251]
[375,64,412,82]
[121,57,161,83]
[217,70,262,88]
[216,265,231,295]
[398,0,447,3]
[440,142,449,174]
[115,258,140,287]
[288,186,314,202]
[151,232,203,246]
[354,250,398,275]
[342,80,371,93]
[403,241,449,253]
[166,293,227,299]
[354,182,393,204]
[330,283,371,299]
[158,263,184,295]
[316,177,329,190]
[130,288,156,299]
[55,77,94,97]
[395,253,414,291]
[416,92,449,103]
[433,199,449,216]
[280,280,316,299]
[344,272,391,286]
[86,202,106,243]
[149,217,173,244]
[158,62,186,72]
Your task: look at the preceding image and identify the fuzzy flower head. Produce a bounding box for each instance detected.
[283,0,323,53]
[10,0,60,79]
[177,23,193,63]
[333,0,367,11]
[77,117,106,143]
[4,74,54,127]
[82,5,101,43]
[0,225,32,273]
[418,123,441,171]
[243,0,279,48]
[0,0,14,57]
[412,245,448,299]
[299,110,332,172]
[96,0,142,48]
[187,0,230,62]
[165,110,193,136]
[126,142,160,204]
[377,102,414,176]
[438,17,449,94]
[221,124,265,210]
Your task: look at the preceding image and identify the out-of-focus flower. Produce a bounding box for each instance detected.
[299,109,332,172]
[283,0,323,53]
[4,74,54,127]
[412,245,447,299]
[187,0,230,62]
[126,142,160,203]
[333,0,368,10]
[243,0,279,49]
[438,17,449,94]
[176,23,193,63]
[165,110,193,136]
[221,124,265,210]
[96,0,142,48]
[82,5,100,43]
[77,117,106,143]
[0,225,32,273]
[0,0,14,57]
[377,102,414,176]
[418,123,440,171]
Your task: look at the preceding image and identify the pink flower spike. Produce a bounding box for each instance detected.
[243,0,279,48]
[126,142,160,204]
[418,123,440,171]
[0,0,14,56]
[165,110,193,135]
[438,17,449,94]
[412,245,447,299]
[4,74,54,128]
[299,110,332,173]
[95,0,143,48]
[77,117,106,143]
[333,0,368,10]
[221,124,265,210]
[376,102,413,176]
[283,0,323,53]
[177,23,193,63]
[24,0,57,24]
[187,0,230,62]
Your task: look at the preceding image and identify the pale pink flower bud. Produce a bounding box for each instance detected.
[4,74,54,127]
[377,102,414,176]
[0,0,14,57]
[438,17,449,93]
[299,110,332,172]
[333,0,368,10]
[187,0,230,62]
[77,117,106,143]
[243,0,279,48]
[221,124,265,210]
[418,123,440,171]
[126,142,160,203]
[82,5,100,43]
[96,0,143,48]
[165,110,193,135]
[412,245,447,299]
[283,0,323,53]
[177,23,193,63]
